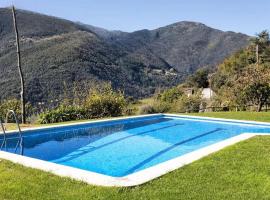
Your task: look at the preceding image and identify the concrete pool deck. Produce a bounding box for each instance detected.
[0,114,269,187]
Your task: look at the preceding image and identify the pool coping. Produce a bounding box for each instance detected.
[0,114,270,187]
[2,113,163,134]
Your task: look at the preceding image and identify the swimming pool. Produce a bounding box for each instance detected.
[1,114,270,186]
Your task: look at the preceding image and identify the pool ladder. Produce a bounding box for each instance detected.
[0,110,23,154]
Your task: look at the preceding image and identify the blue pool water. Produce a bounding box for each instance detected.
[1,115,270,177]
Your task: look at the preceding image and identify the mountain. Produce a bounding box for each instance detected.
[85,22,250,73]
[0,8,250,105]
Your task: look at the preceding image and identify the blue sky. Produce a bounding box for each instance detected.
[0,0,269,36]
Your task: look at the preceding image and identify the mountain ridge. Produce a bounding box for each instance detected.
[0,8,250,105]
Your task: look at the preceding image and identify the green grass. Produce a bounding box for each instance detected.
[182,111,270,123]
[1,112,270,199]
[1,136,270,199]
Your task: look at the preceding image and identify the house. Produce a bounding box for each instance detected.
[201,88,215,99]
[184,87,215,99]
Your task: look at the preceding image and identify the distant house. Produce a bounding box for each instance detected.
[184,87,215,99]
[202,88,215,100]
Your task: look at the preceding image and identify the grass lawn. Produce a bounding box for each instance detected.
[1,112,270,199]
[1,136,270,199]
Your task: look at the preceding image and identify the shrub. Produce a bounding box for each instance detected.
[139,104,156,114]
[159,87,183,103]
[139,100,171,114]
[84,85,126,118]
[175,94,202,113]
[124,106,138,116]
[38,105,85,124]
[38,84,127,124]
[0,99,33,122]
[152,101,171,113]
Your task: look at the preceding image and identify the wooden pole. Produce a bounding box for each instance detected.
[256,44,259,66]
[12,6,26,124]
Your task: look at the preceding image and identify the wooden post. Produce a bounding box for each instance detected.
[12,6,26,124]
[256,44,259,66]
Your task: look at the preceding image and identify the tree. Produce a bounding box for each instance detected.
[252,30,270,65]
[159,86,183,103]
[186,67,210,88]
[12,6,26,123]
[210,30,270,111]
[235,66,270,112]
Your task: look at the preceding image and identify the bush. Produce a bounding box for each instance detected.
[124,106,138,116]
[139,105,156,114]
[0,99,33,122]
[84,85,126,118]
[152,101,171,113]
[159,87,183,103]
[175,94,202,113]
[38,105,85,124]
[139,100,171,114]
[38,84,127,124]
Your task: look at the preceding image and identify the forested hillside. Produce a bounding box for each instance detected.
[0,8,250,105]
[147,31,270,114]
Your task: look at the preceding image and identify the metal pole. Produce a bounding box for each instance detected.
[12,6,26,124]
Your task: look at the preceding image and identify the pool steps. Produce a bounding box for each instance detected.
[0,110,23,154]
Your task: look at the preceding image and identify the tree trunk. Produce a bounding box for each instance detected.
[257,102,263,112]
[12,6,26,124]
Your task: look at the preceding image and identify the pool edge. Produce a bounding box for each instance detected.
[165,113,270,125]
[1,114,270,187]
[0,133,262,187]
[3,113,164,134]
